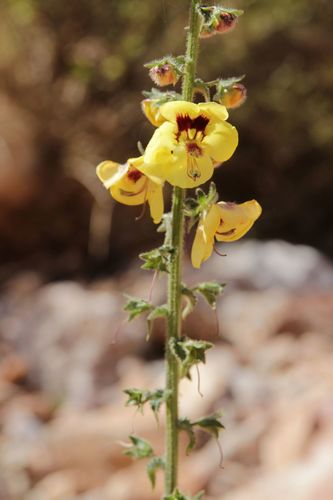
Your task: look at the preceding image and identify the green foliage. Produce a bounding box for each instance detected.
[178,412,224,455]
[139,245,174,272]
[123,435,154,459]
[181,285,198,319]
[184,182,218,230]
[193,281,225,309]
[146,456,165,488]
[178,417,196,455]
[123,295,151,321]
[124,388,171,419]
[170,337,213,378]
[142,88,183,105]
[147,304,169,340]
[193,412,225,439]
[144,55,185,75]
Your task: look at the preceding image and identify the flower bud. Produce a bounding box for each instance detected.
[218,84,247,109]
[141,98,165,127]
[199,6,242,38]
[149,64,179,87]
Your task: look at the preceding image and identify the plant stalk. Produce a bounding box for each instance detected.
[164,0,202,494]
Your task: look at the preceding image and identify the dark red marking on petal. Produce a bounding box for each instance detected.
[176,113,209,141]
[186,142,202,157]
[127,167,143,182]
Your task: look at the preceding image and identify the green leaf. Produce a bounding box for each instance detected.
[181,285,198,319]
[123,435,154,459]
[123,295,152,321]
[170,337,213,378]
[146,456,165,488]
[193,412,225,439]
[194,282,225,309]
[216,75,245,90]
[184,182,219,229]
[146,304,169,340]
[178,417,196,455]
[142,88,183,105]
[139,245,174,273]
[124,388,151,413]
[149,388,171,419]
[124,388,170,418]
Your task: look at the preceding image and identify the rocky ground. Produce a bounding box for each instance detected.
[0,240,333,500]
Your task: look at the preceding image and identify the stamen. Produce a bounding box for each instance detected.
[187,156,201,180]
[213,245,227,257]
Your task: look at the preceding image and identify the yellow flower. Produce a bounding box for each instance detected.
[191,199,262,268]
[141,101,238,189]
[96,156,164,224]
[141,99,165,127]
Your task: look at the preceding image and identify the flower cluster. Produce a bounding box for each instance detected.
[96,99,261,268]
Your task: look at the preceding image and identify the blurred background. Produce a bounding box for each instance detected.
[0,0,333,499]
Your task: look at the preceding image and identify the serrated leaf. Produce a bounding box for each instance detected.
[194,282,225,309]
[193,412,225,439]
[181,285,198,319]
[142,88,182,104]
[124,388,170,418]
[169,337,187,362]
[146,456,165,488]
[178,417,196,455]
[139,245,174,273]
[170,337,213,379]
[124,388,151,413]
[146,304,169,340]
[149,388,171,419]
[123,435,154,459]
[123,295,152,321]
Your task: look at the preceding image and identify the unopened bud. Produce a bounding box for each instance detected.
[199,6,242,39]
[149,64,179,87]
[216,12,238,34]
[141,99,165,127]
[218,84,247,109]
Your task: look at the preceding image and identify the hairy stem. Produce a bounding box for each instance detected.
[164,0,202,494]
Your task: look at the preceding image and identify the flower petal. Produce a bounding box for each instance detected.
[110,175,148,206]
[191,204,221,268]
[129,156,164,185]
[166,154,214,188]
[203,121,238,163]
[147,182,164,224]
[198,102,229,122]
[141,99,165,127]
[159,101,200,122]
[96,161,127,189]
[215,200,262,242]
[144,122,177,165]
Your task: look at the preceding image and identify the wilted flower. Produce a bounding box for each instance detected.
[141,101,238,188]
[191,200,262,268]
[96,156,164,224]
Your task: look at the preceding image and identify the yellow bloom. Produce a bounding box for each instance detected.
[141,99,165,127]
[141,101,238,189]
[191,199,262,268]
[96,156,164,224]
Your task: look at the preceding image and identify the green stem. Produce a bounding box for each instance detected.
[165,0,202,495]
